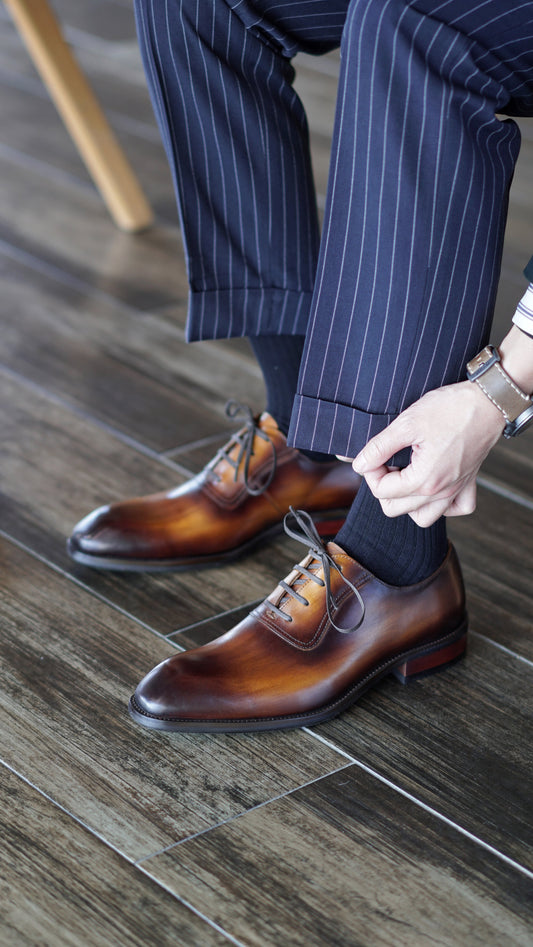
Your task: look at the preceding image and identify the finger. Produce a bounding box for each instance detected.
[408,482,477,527]
[378,495,432,518]
[409,497,453,527]
[365,464,425,500]
[352,419,412,474]
[376,487,455,519]
[443,480,477,517]
[363,465,394,494]
[336,455,353,463]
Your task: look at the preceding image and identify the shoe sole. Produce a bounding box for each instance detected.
[66,510,349,573]
[128,619,468,733]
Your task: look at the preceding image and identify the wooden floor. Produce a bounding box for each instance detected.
[1,2,532,944]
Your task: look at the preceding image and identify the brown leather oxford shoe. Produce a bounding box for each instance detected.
[67,404,359,571]
[129,509,468,732]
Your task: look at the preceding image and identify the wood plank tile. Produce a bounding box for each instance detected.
[294,53,339,140]
[0,77,178,224]
[0,150,182,309]
[0,11,335,210]
[1,368,299,634]
[165,432,234,469]
[0,250,263,449]
[44,0,139,43]
[0,11,158,134]
[155,302,264,366]
[315,632,532,869]
[0,538,349,861]
[293,53,339,201]
[0,767,231,947]
[448,484,533,661]
[142,766,533,947]
[481,440,533,502]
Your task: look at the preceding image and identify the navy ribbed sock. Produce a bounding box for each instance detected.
[336,481,448,586]
[249,334,334,462]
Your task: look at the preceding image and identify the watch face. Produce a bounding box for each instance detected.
[504,404,533,437]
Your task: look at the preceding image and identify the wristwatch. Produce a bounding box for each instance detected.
[466,344,533,438]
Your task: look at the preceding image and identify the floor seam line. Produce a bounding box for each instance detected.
[0,762,244,945]
[0,759,137,861]
[168,599,263,638]
[134,864,247,947]
[135,761,354,864]
[0,235,181,316]
[300,738,533,880]
[0,528,178,643]
[0,362,193,475]
[469,629,533,667]
[162,431,228,458]
[477,473,533,511]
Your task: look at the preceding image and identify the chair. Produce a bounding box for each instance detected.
[5,0,153,232]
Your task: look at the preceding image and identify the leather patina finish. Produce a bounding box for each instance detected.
[129,541,467,733]
[67,411,359,571]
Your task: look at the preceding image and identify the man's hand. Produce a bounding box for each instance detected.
[351,382,505,527]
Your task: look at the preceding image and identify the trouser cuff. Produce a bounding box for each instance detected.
[186,288,314,341]
[288,394,410,467]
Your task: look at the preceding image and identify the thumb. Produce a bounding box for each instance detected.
[353,416,412,474]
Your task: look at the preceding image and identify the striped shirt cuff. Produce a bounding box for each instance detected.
[512,283,533,337]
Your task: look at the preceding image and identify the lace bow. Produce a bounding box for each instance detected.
[210,400,277,496]
[269,508,366,634]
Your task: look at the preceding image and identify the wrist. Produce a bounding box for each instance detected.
[498,325,533,394]
[459,379,506,435]
[466,341,533,437]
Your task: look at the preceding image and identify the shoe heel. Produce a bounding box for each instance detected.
[392,629,467,684]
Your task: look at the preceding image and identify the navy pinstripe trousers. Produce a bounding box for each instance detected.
[134,0,533,459]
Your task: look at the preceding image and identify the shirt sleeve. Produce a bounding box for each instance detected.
[512,282,533,337]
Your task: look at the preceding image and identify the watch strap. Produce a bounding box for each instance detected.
[466,345,532,422]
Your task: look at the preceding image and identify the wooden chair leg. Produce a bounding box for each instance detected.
[5,0,153,233]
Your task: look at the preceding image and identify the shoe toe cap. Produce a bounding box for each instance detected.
[130,654,203,726]
[68,501,164,562]
[68,504,127,557]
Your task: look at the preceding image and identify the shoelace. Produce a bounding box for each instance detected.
[268,508,366,634]
[209,400,277,496]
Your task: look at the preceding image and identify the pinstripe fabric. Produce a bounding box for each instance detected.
[134,0,349,340]
[290,0,533,458]
[134,0,533,458]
